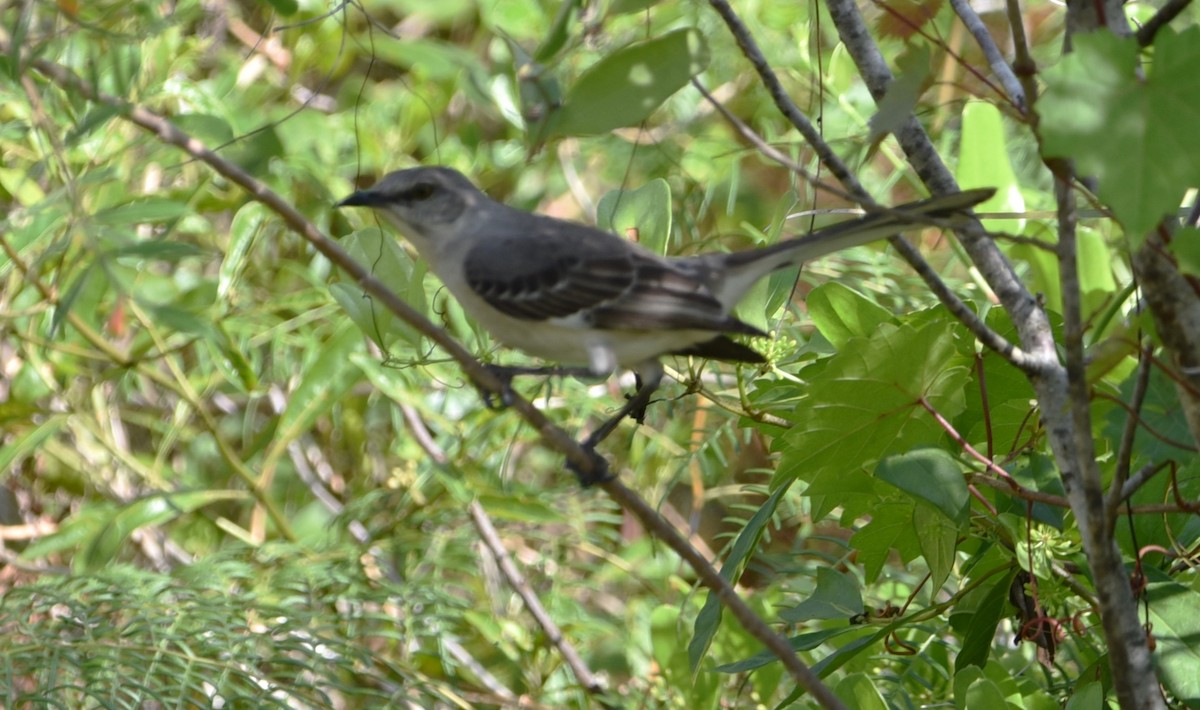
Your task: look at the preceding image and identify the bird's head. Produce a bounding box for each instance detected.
[338,166,483,249]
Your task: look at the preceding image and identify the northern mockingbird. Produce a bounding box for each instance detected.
[339,166,991,482]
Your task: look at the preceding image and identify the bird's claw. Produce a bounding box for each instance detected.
[566,446,616,487]
[477,365,517,410]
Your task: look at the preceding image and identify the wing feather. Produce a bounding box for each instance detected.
[462,219,758,335]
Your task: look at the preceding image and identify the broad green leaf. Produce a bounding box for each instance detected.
[867,45,929,144]
[219,202,268,300]
[779,568,863,622]
[915,504,959,592]
[1169,227,1200,278]
[957,100,1025,233]
[1146,581,1200,706]
[0,415,66,471]
[806,281,895,348]
[0,166,47,204]
[260,0,298,14]
[834,673,887,710]
[112,240,207,261]
[1065,681,1104,710]
[597,178,671,256]
[274,325,363,448]
[333,227,426,348]
[963,677,1008,710]
[93,197,189,226]
[80,491,247,572]
[955,571,1015,670]
[850,499,921,581]
[1039,28,1200,240]
[775,317,972,519]
[876,448,969,522]
[547,28,709,137]
[650,604,681,679]
[477,494,565,524]
[20,503,119,561]
[688,485,789,672]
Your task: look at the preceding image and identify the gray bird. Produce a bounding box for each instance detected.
[339,167,991,482]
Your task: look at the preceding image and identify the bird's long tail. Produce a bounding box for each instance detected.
[714,187,995,305]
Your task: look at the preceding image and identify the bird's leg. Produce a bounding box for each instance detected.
[477,364,597,409]
[566,364,665,486]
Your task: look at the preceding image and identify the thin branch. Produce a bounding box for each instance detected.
[692,17,1042,375]
[469,501,611,703]
[948,0,1027,112]
[6,41,835,701]
[1107,344,1153,519]
[1136,0,1194,46]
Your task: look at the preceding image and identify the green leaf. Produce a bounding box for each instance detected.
[779,568,863,622]
[875,448,970,522]
[92,197,190,226]
[596,178,672,256]
[219,202,268,300]
[1146,581,1200,706]
[775,318,972,519]
[713,628,854,673]
[547,28,709,137]
[956,100,1025,233]
[112,240,207,261]
[688,485,789,672]
[806,281,895,349]
[914,504,959,592]
[963,677,1009,710]
[834,673,888,710]
[273,325,363,449]
[1170,227,1200,278]
[851,499,921,582]
[0,415,66,471]
[80,491,247,572]
[955,571,1015,670]
[1039,28,1200,239]
[867,45,929,144]
[260,0,298,14]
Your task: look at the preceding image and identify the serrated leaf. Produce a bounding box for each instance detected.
[596,178,671,256]
[775,318,972,519]
[780,568,863,622]
[806,281,895,348]
[876,448,969,522]
[547,28,709,137]
[914,504,959,592]
[1039,28,1200,239]
[851,499,921,582]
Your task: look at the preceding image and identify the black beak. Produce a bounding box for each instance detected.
[336,189,381,208]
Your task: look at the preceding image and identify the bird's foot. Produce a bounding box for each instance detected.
[477,365,518,409]
[565,444,616,487]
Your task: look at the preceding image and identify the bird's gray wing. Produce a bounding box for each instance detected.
[463,219,761,335]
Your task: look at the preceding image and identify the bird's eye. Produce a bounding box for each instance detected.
[405,183,436,201]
